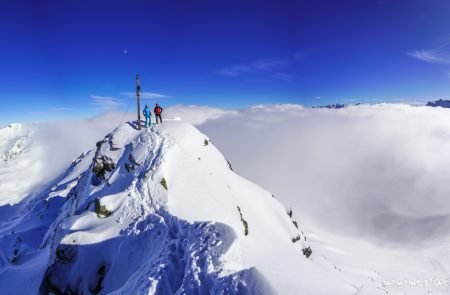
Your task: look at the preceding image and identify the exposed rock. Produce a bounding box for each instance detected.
[55,245,77,264]
[237,206,249,236]
[302,246,312,258]
[90,264,106,294]
[227,160,233,171]
[160,178,168,191]
[92,155,115,181]
[287,207,293,218]
[95,199,112,218]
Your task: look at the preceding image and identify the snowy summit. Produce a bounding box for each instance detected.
[0,120,359,294]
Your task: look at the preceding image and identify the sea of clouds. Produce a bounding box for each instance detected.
[3,104,450,248]
[173,103,450,247]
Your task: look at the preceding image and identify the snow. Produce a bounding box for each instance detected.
[194,103,450,294]
[161,122,349,293]
[0,120,335,294]
[1,105,450,294]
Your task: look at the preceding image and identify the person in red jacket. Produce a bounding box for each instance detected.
[154,103,163,124]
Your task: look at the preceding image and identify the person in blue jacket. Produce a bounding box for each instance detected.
[143,105,152,127]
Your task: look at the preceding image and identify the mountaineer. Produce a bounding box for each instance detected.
[143,104,152,127]
[154,104,163,124]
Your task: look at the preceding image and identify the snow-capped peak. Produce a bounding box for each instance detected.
[0,121,356,294]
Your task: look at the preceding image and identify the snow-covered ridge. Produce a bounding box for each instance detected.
[0,124,38,204]
[1,121,364,294]
[0,137,26,162]
[0,123,28,162]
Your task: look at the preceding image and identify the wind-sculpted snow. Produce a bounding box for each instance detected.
[45,212,274,294]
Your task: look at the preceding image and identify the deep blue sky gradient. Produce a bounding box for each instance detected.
[1,0,450,123]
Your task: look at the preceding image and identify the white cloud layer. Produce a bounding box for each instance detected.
[191,103,450,247]
[165,104,237,125]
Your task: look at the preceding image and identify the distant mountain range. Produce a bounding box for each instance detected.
[314,99,450,109]
[426,99,450,108]
[312,103,347,109]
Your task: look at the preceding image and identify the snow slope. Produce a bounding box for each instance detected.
[0,120,373,294]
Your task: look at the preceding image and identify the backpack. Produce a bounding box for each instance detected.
[154,107,162,115]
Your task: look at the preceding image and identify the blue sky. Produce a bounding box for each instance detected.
[1,0,450,123]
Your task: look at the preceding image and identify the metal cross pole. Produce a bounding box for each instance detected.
[136,74,141,130]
